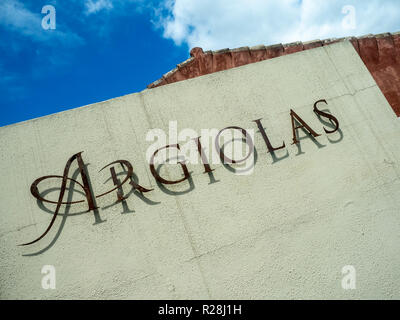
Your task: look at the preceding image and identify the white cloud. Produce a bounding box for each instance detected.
[0,0,45,39]
[83,0,149,16]
[156,0,400,50]
[84,0,114,15]
[0,0,83,46]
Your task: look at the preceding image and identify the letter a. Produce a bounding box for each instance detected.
[20,152,97,246]
[290,109,321,144]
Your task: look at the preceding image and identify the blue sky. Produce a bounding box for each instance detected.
[1,0,400,127]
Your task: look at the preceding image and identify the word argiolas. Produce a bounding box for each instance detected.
[20,99,339,246]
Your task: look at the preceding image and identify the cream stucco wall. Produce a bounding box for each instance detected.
[1,41,400,299]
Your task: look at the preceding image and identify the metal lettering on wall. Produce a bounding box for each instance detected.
[20,99,340,246]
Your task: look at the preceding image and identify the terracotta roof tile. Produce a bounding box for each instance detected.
[146,32,400,116]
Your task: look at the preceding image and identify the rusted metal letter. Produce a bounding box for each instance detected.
[313,99,340,134]
[253,118,285,153]
[21,152,96,246]
[215,126,254,164]
[290,109,321,144]
[96,160,134,202]
[193,136,214,174]
[149,144,190,184]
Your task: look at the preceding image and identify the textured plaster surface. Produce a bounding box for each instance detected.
[0,42,400,299]
[148,32,400,117]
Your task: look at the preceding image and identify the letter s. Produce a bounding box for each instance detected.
[313,99,339,134]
